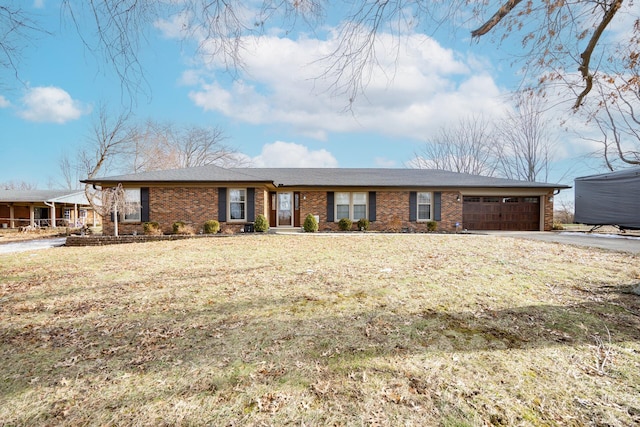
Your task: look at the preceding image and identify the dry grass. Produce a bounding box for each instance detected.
[1,234,639,426]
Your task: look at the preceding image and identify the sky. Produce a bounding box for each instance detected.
[0,1,628,205]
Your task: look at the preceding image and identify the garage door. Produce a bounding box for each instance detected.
[463,196,541,231]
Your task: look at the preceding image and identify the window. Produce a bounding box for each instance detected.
[335,192,367,221]
[417,192,432,221]
[64,209,71,220]
[229,189,246,221]
[336,192,350,219]
[123,188,141,222]
[353,192,367,219]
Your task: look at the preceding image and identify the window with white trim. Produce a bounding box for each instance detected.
[123,188,141,222]
[335,192,368,221]
[417,192,432,221]
[229,189,246,221]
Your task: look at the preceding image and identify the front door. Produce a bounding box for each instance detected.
[278,192,293,226]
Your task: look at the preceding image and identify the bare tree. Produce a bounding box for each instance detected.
[0,3,47,86]
[72,105,137,217]
[100,183,140,236]
[127,120,246,172]
[495,93,556,182]
[0,180,38,190]
[410,116,500,176]
[4,1,635,109]
[583,77,640,171]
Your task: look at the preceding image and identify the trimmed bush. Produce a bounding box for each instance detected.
[427,220,437,232]
[303,214,318,232]
[254,214,269,232]
[357,218,370,231]
[143,222,162,235]
[203,219,220,234]
[338,218,353,231]
[173,221,195,235]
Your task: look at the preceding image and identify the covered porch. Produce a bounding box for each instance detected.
[0,190,99,230]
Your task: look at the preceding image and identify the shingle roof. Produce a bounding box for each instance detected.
[0,189,87,203]
[234,168,568,188]
[83,165,569,189]
[82,164,269,184]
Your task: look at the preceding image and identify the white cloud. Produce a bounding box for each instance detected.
[186,30,509,142]
[0,95,10,108]
[252,141,338,167]
[18,86,89,123]
[374,157,397,167]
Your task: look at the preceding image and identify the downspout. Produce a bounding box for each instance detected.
[44,201,56,228]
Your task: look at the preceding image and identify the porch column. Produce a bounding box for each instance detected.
[29,205,35,227]
[9,205,15,228]
[49,202,57,228]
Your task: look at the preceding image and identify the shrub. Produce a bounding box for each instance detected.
[552,221,565,231]
[357,218,370,231]
[338,218,353,231]
[303,214,318,232]
[427,220,437,232]
[143,222,162,235]
[254,214,269,232]
[203,219,220,234]
[173,221,195,235]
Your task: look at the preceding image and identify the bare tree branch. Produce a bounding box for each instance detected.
[574,0,625,109]
[471,0,523,38]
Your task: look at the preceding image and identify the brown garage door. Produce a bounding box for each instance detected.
[463,196,540,231]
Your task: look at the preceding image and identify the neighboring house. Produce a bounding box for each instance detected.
[575,167,640,230]
[0,190,99,229]
[83,166,569,235]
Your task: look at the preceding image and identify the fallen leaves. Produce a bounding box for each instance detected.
[0,234,639,426]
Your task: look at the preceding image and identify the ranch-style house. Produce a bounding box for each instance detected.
[83,166,570,235]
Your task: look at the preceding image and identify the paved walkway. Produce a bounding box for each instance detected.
[482,231,640,255]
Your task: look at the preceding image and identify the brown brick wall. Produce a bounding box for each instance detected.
[544,191,554,231]
[298,190,461,232]
[103,186,268,235]
[101,186,543,235]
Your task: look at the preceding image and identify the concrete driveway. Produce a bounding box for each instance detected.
[483,231,640,255]
[0,237,67,254]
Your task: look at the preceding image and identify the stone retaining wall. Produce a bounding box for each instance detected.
[65,234,223,246]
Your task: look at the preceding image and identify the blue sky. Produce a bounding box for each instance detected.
[0,1,620,203]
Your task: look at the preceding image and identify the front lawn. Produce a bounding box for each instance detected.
[1,234,639,426]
